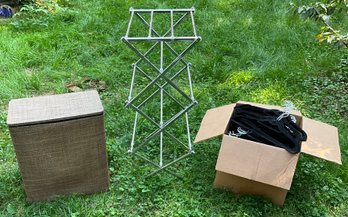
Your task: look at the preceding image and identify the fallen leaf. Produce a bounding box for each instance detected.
[66,83,82,92]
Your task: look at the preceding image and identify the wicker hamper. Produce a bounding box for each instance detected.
[6,90,109,202]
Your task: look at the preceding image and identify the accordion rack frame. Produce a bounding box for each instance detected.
[121,7,201,178]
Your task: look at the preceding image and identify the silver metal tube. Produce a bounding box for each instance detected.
[160,41,164,71]
[191,7,196,13]
[164,65,187,85]
[130,104,157,128]
[170,10,174,38]
[124,36,199,42]
[134,12,188,66]
[160,88,163,168]
[134,42,159,65]
[128,104,163,153]
[131,105,190,153]
[190,11,197,37]
[163,12,188,37]
[130,8,195,13]
[137,83,184,109]
[162,39,199,73]
[141,40,199,105]
[168,132,188,149]
[187,63,194,100]
[134,153,181,178]
[127,64,137,101]
[137,65,186,109]
[146,152,192,177]
[135,11,187,38]
[129,112,138,153]
[185,112,193,151]
[126,10,134,37]
[126,11,184,66]
[162,101,196,130]
[122,38,160,72]
[132,101,196,153]
[163,42,188,67]
[148,11,153,38]
[123,38,194,107]
[134,152,158,167]
[129,103,186,150]
[124,39,198,107]
[136,66,185,108]
[163,90,184,108]
[162,76,192,103]
[157,40,200,103]
[138,90,158,108]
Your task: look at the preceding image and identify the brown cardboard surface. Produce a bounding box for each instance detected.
[194,104,235,143]
[301,117,341,164]
[214,171,288,206]
[216,135,299,190]
[195,100,341,205]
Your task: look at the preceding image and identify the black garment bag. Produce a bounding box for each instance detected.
[226,104,307,154]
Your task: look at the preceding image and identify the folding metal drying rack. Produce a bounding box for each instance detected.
[122,7,201,177]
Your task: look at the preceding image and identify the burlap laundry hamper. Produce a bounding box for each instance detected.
[6,90,109,202]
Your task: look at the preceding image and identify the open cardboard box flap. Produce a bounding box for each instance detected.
[194,101,341,164]
[194,104,236,143]
[301,117,341,165]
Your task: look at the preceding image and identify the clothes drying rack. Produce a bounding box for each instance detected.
[122,7,201,177]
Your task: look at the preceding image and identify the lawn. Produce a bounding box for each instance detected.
[0,0,348,216]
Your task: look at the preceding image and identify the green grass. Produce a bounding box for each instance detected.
[1,0,348,216]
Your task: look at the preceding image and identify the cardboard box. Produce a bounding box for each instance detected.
[7,90,109,202]
[194,101,341,206]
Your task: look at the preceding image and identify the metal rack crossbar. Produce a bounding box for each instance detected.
[122,7,201,177]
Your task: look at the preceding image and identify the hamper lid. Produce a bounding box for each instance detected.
[7,90,103,127]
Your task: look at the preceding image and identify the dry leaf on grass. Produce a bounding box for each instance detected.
[66,83,82,92]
